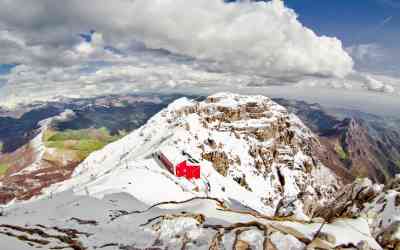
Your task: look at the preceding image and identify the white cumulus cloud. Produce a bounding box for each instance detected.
[0,0,353,79]
[121,0,354,78]
[0,0,398,109]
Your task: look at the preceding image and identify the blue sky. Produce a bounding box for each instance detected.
[223,0,399,46]
[0,64,16,75]
[285,0,399,47]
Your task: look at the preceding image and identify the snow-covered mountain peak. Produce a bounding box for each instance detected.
[41,93,339,219]
[4,93,398,249]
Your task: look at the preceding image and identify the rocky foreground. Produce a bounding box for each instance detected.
[0,176,399,250]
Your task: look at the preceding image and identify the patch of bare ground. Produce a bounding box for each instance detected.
[0,224,90,250]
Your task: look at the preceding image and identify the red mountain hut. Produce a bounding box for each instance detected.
[155,148,201,180]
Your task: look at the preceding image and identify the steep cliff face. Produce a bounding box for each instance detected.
[274,98,400,184]
[340,118,387,181]
[319,117,400,183]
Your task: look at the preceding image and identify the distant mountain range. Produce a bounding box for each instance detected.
[0,94,185,154]
[1,93,398,188]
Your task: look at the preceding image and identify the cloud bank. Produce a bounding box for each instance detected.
[123,0,353,78]
[0,0,353,78]
[0,0,397,108]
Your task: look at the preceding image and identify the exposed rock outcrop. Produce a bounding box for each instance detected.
[168,93,340,218]
[312,175,400,249]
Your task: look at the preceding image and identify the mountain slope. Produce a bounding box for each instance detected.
[274,98,400,183]
[0,94,178,154]
[0,95,178,204]
[0,111,101,204]
[40,93,339,219]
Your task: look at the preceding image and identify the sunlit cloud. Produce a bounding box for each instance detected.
[0,0,398,108]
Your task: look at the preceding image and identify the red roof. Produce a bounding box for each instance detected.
[157,148,201,180]
[176,160,200,179]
